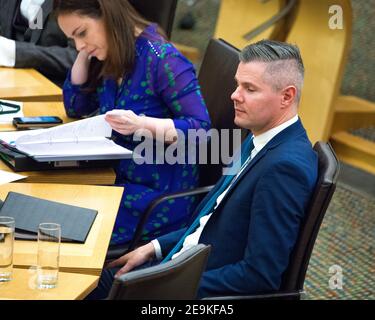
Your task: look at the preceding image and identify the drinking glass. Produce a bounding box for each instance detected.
[37,223,61,289]
[0,216,15,282]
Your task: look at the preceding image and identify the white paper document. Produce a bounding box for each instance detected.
[0,115,132,161]
[0,170,27,185]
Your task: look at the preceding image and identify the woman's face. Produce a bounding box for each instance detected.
[58,13,108,60]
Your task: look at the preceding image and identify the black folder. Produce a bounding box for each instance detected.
[0,192,98,243]
[0,140,121,172]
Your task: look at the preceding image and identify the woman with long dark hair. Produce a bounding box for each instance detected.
[54,0,210,245]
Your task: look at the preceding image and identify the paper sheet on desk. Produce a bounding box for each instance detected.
[0,170,27,185]
[0,99,24,123]
[0,114,132,159]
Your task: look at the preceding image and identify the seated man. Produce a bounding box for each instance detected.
[0,0,77,86]
[88,39,318,299]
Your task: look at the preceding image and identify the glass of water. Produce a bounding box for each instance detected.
[37,223,61,289]
[0,216,15,282]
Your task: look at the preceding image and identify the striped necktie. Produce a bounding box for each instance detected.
[162,135,254,262]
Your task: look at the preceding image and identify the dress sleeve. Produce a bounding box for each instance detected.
[62,70,99,118]
[154,49,211,135]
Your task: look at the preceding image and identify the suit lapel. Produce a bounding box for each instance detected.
[0,0,19,37]
[213,119,307,209]
[29,0,52,43]
[220,141,269,197]
[188,134,253,222]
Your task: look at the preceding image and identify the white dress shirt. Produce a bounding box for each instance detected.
[20,0,46,23]
[152,115,299,260]
[0,0,46,67]
[0,36,16,67]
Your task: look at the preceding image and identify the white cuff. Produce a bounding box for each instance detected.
[20,0,46,24]
[151,239,163,261]
[0,37,16,67]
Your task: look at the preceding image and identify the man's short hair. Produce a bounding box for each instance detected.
[239,40,305,104]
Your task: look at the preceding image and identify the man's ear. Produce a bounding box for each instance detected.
[281,86,297,108]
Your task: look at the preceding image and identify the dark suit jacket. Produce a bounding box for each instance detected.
[0,0,77,86]
[157,119,318,298]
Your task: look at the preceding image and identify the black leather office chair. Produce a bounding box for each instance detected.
[105,39,243,260]
[107,244,211,300]
[198,38,246,186]
[129,0,178,38]
[205,141,340,300]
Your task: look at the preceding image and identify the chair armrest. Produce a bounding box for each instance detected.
[105,185,214,261]
[127,185,214,252]
[106,243,130,261]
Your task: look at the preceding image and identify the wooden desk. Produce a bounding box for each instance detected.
[0,102,116,185]
[0,68,62,102]
[0,183,124,276]
[0,268,98,300]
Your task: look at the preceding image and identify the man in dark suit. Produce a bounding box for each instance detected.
[89,40,318,299]
[0,0,76,86]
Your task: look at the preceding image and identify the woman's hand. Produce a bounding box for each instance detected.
[105,109,177,142]
[105,110,146,136]
[71,50,92,85]
[105,242,156,277]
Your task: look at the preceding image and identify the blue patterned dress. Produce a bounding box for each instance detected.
[62,24,211,245]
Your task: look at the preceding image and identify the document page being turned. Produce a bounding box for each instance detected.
[0,115,132,161]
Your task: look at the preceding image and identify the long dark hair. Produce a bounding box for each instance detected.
[54,0,161,89]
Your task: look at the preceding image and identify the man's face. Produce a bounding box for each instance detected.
[231,61,284,136]
[58,13,108,61]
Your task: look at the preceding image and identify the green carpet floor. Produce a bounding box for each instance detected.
[303,183,374,300]
[349,126,375,143]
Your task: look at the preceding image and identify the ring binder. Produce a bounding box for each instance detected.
[0,141,121,171]
[0,114,133,171]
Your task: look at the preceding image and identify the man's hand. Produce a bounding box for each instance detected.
[106,242,156,278]
[105,109,177,142]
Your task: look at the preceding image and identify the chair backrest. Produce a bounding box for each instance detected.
[108,244,211,300]
[129,0,178,38]
[281,141,340,293]
[198,38,247,186]
[214,0,293,48]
